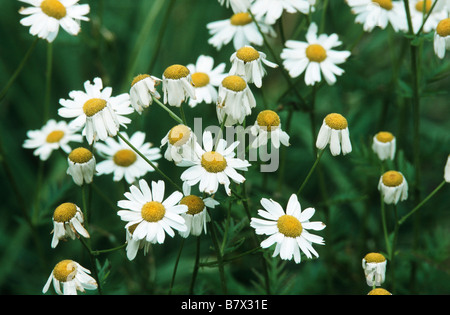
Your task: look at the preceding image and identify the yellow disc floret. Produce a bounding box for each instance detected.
[436,18,450,37]
[68,147,93,164]
[324,113,348,130]
[415,0,432,13]
[113,149,137,167]
[368,288,392,295]
[164,64,190,80]
[168,124,191,146]
[230,12,253,26]
[382,170,404,187]
[376,131,395,143]
[256,110,280,131]
[364,252,386,263]
[222,75,247,92]
[46,130,65,143]
[83,98,107,117]
[277,215,303,238]
[306,44,327,63]
[141,201,166,222]
[372,0,393,10]
[191,72,210,87]
[131,74,150,87]
[201,151,227,173]
[53,260,77,282]
[53,202,78,223]
[236,46,260,63]
[40,0,67,20]
[180,195,205,215]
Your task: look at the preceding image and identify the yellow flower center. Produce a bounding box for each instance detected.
[113,149,137,167]
[164,64,190,80]
[324,113,348,130]
[364,252,386,263]
[168,124,191,146]
[46,130,65,143]
[376,131,395,143]
[53,202,78,223]
[277,215,303,238]
[382,171,404,187]
[222,75,247,92]
[68,147,93,164]
[83,98,107,117]
[191,72,210,88]
[306,44,327,63]
[40,0,67,20]
[236,46,260,63]
[201,151,227,173]
[436,18,450,37]
[230,12,253,26]
[141,201,166,222]
[180,195,205,215]
[256,110,280,131]
[415,0,432,13]
[368,288,392,295]
[131,74,150,87]
[53,260,77,282]
[372,0,393,10]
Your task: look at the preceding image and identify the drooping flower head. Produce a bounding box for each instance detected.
[129,74,161,114]
[161,124,200,164]
[66,147,96,186]
[316,113,352,156]
[162,64,196,107]
[372,131,396,161]
[362,252,387,287]
[378,170,408,204]
[434,18,450,59]
[50,202,89,248]
[250,110,290,149]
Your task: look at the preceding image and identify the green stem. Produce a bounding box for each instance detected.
[43,42,53,122]
[296,149,325,196]
[380,195,392,259]
[390,205,400,293]
[169,238,185,294]
[415,0,439,36]
[91,243,127,255]
[179,104,187,125]
[199,247,262,267]
[208,218,227,294]
[152,96,184,124]
[189,236,201,294]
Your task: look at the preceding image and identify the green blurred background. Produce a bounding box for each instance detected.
[0,0,449,294]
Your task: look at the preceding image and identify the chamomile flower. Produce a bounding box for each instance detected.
[372,131,396,161]
[250,110,290,149]
[160,124,200,164]
[445,155,450,182]
[218,0,252,13]
[378,170,408,204]
[207,12,276,51]
[216,75,257,126]
[50,202,89,248]
[66,147,96,186]
[368,288,392,295]
[434,18,450,59]
[58,77,133,145]
[251,0,315,25]
[23,119,82,161]
[362,252,387,287]
[316,113,352,156]
[95,131,161,184]
[117,179,188,245]
[186,55,227,107]
[43,259,97,295]
[281,22,351,86]
[179,131,251,196]
[408,0,448,33]
[124,223,151,261]
[129,74,161,114]
[346,0,408,32]
[250,194,326,264]
[229,46,278,88]
[162,64,196,107]
[19,0,90,43]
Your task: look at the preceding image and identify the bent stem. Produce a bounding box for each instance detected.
[152,96,184,124]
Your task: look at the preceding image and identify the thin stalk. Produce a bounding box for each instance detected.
[169,238,185,294]
[296,149,325,196]
[380,196,392,259]
[179,104,187,125]
[91,243,127,255]
[189,236,201,294]
[152,95,184,124]
[43,42,53,122]
[390,205,400,293]
[208,218,227,294]
[79,237,103,294]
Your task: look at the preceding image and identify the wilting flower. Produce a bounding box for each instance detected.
[66,147,96,186]
[250,110,290,149]
[372,131,396,161]
[362,252,387,287]
[162,64,196,107]
[160,124,200,164]
[316,113,352,156]
[378,170,408,204]
[434,18,450,59]
[129,74,161,114]
[50,202,89,248]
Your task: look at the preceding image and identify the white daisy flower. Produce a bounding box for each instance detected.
[434,18,450,59]
[207,12,276,51]
[95,131,162,184]
[316,113,352,156]
[250,194,326,264]
[66,147,96,186]
[229,45,278,88]
[216,75,257,126]
[179,131,251,196]
[378,170,408,204]
[445,155,450,183]
[408,0,448,33]
[250,110,290,149]
[178,183,220,238]
[58,77,133,145]
[186,55,227,108]
[281,22,351,86]
[372,131,396,161]
[50,202,89,248]
[218,0,252,13]
[43,259,97,295]
[123,222,152,261]
[251,0,314,25]
[362,252,387,287]
[162,64,196,107]
[117,179,188,245]
[19,0,90,43]
[129,74,161,114]
[23,119,82,161]
[160,124,200,164]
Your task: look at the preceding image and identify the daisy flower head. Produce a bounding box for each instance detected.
[19,0,90,43]
[23,119,82,161]
[162,64,196,107]
[378,170,408,204]
[362,252,387,287]
[408,0,448,33]
[316,113,352,156]
[161,124,200,164]
[216,75,257,126]
[180,130,251,196]
[372,131,396,161]
[346,0,408,32]
[186,55,227,107]
[129,74,161,114]
[368,288,392,295]
[117,179,188,245]
[43,259,97,295]
[251,0,315,25]
[250,110,290,149]
[217,0,252,13]
[250,194,326,264]
[445,155,450,183]
[229,45,278,88]
[281,22,351,86]
[58,77,133,145]
[95,131,162,184]
[434,18,450,59]
[207,12,276,51]
[66,147,96,186]
[50,202,89,248]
